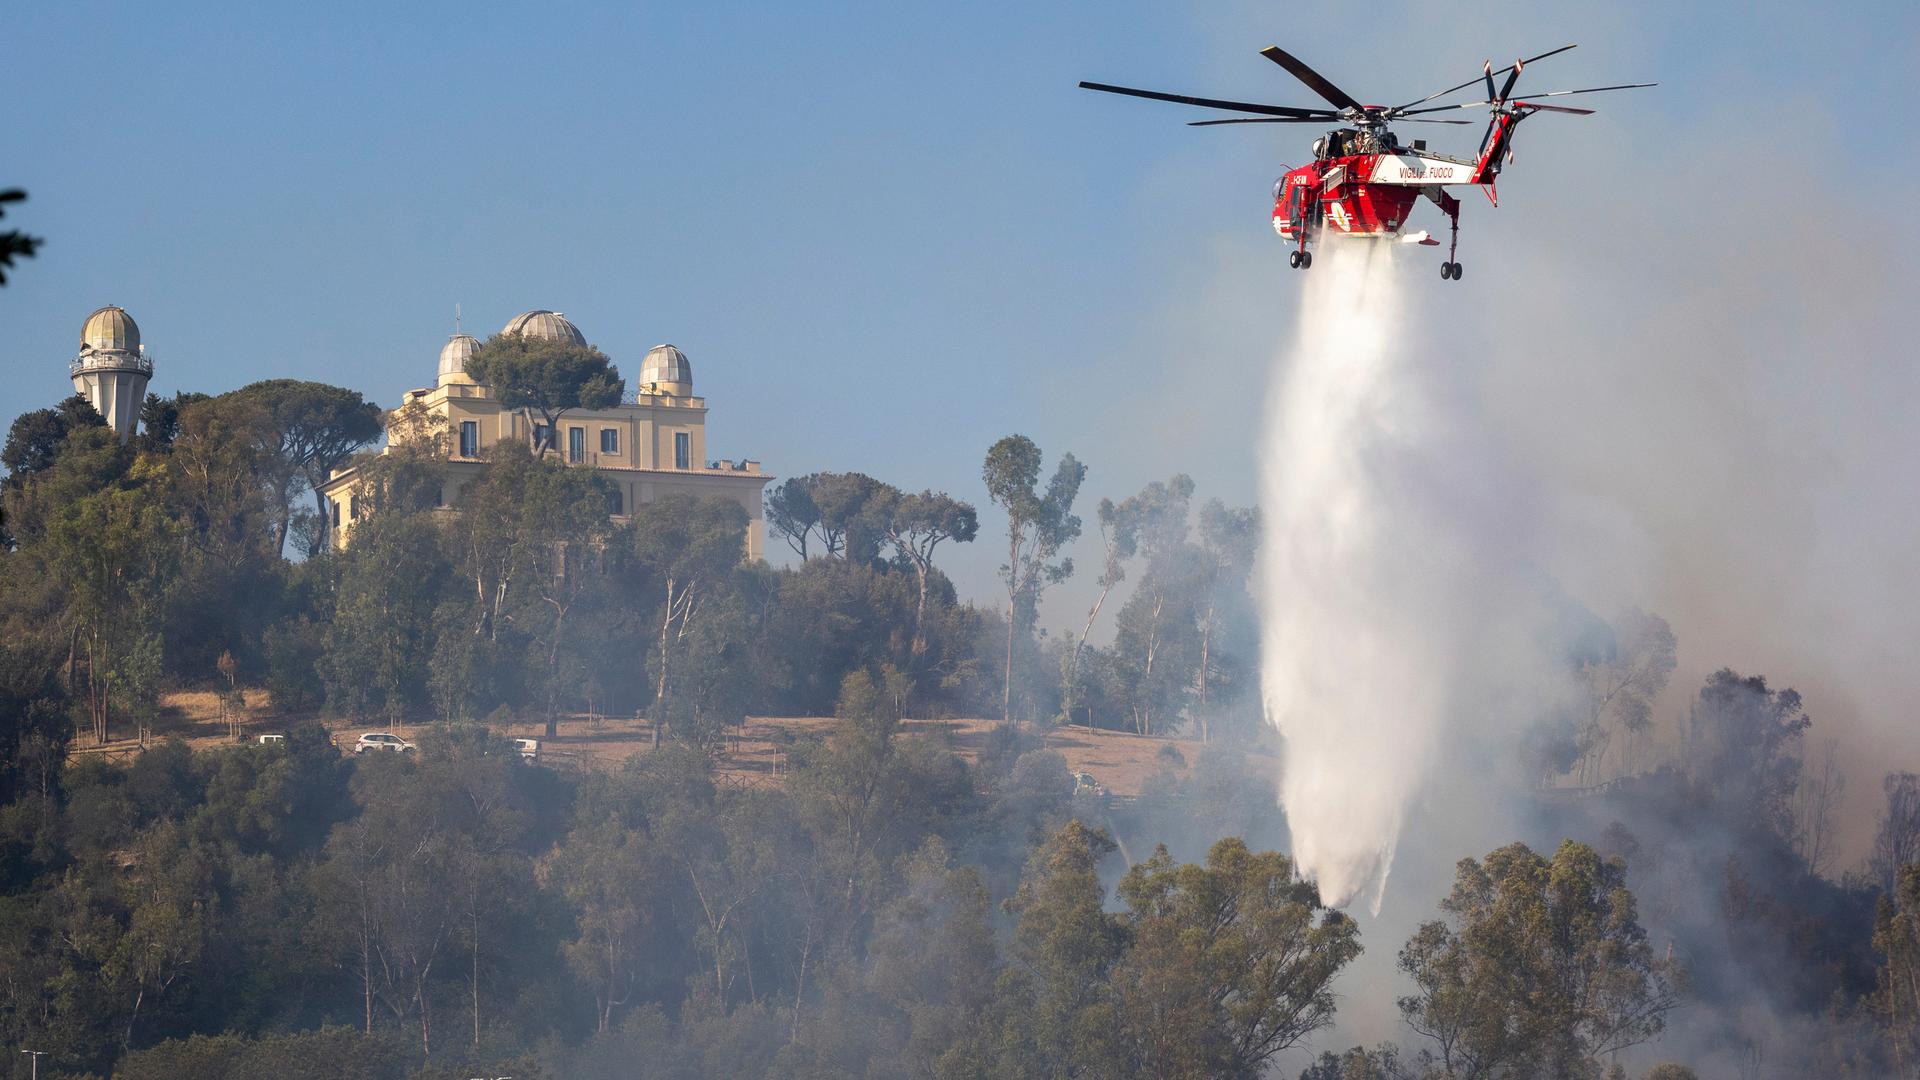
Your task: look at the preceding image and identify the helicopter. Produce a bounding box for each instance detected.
[1080,44,1653,279]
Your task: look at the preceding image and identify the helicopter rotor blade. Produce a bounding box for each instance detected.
[1400,82,1655,114]
[1511,101,1596,115]
[1185,117,1328,126]
[1258,46,1363,112]
[1187,115,1470,127]
[1078,81,1336,119]
[1496,62,1524,105]
[1389,43,1578,112]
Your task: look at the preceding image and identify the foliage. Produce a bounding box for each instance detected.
[1397,840,1679,1079]
[217,379,383,553]
[1112,837,1360,1077]
[464,332,623,454]
[1682,668,1811,837]
[981,434,1084,723]
[3,394,105,482]
[0,187,39,285]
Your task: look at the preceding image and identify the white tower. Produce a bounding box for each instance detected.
[70,305,152,443]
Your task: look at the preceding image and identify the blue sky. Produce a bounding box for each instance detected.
[6,0,1917,641]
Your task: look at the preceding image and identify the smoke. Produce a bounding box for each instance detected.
[1258,238,1564,912]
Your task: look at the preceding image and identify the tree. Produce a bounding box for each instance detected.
[981,435,1084,723]
[1791,736,1846,877]
[465,332,624,455]
[629,494,749,743]
[42,429,179,742]
[1108,475,1194,735]
[861,837,998,1074]
[998,819,1125,1075]
[1298,1045,1416,1080]
[135,392,188,452]
[450,444,618,733]
[553,766,675,1032]
[1872,773,1920,893]
[4,394,105,483]
[765,475,822,559]
[1113,837,1360,1078]
[1398,840,1679,1078]
[318,513,448,725]
[1192,498,1259,736]
[766,472,891,563]
[220,380,383,555]
[1681,668,1811,837]
[0,188,39,285]
[1574,610,1676,783]
[1874,863,1920,1076]
[1064,496,1130,728]
[879,489,977,656]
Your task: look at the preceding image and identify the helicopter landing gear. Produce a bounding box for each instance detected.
[1429,187,1464,283]
[1289,249,1313,269]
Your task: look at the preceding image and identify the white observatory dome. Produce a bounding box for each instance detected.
[640,343,693,397]
[437,332,481,386]
[501,309,587,346]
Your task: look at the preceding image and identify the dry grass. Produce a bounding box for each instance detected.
[77,692,1253,799]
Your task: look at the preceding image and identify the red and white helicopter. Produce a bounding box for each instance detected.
[1081,44,1653,279]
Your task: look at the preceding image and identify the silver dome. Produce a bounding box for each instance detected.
[640,343,693,395]
[501,309,586,346]
[437,332,481,385]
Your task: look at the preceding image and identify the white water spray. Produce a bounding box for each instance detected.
[1259,240,1552,913]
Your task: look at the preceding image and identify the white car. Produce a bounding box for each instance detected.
[354,732,416,754]
[257,733,286,746]
[513,738,539,761]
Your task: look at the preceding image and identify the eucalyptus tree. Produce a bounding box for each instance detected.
[628,494,749,743]
[1193,498,1260,736]
[1107,475,1194,735]
[1398,840,1678,1078]
[981,435,1084,724]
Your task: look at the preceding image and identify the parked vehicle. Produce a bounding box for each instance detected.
[257,733,286,746]
[513,738,539,761]
[354,732,416,754]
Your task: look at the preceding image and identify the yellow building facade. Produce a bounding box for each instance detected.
[321,310,770,559]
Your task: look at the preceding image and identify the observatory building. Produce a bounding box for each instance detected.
[70,305,152,442]
[319,309,770,558]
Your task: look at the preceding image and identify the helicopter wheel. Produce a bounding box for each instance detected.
[1288,251,1301,269]
[1300,251,1312,269]
[1441,261,1461,280]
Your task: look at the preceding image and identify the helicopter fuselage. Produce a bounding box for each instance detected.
[1272,138,1497,246]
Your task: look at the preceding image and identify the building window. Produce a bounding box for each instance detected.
[459,420,478,458]
[600,428,619,454]
[610,489,624,515]
[331,499,340,528]
[568,426,586,463]
[675,431,691,470]
[533,423,552,452]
